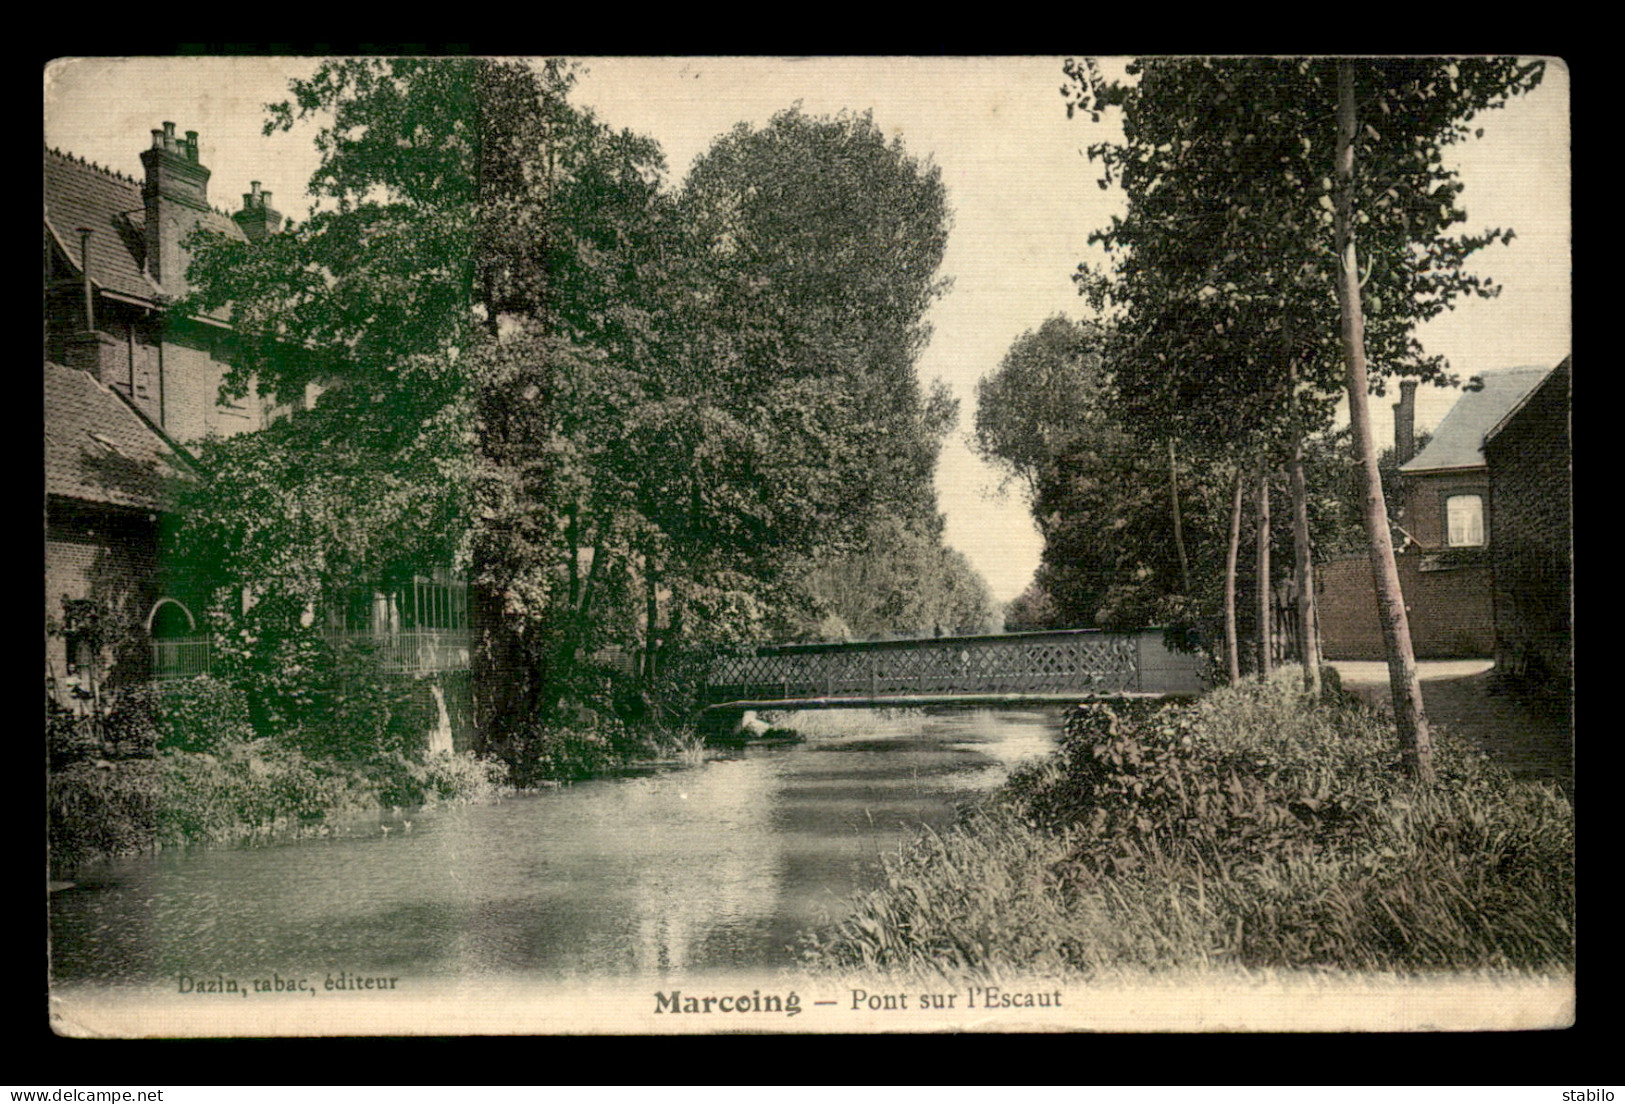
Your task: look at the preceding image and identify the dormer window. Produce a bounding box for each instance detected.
[1446,494,1486,547]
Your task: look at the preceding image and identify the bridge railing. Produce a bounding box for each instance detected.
[703,628,1146,703]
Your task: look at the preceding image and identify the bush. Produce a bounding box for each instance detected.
[47,702,100,770]
[500,712,622,786]
[266,645,418,760]
[808,671,1575,977]
[47,675,501,874]
[48,759,163,874]
[153,676,256,753]
[100,686,161,759]
[48,678,256,766]
[156,741,387,843]
[368,749,508,807]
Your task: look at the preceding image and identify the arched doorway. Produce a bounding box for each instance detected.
[147,598,207,678]
[147,598,196,637]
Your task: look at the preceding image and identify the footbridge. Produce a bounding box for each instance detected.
[699,627,1206,713]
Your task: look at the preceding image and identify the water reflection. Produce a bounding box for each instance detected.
[50,708,1062,984]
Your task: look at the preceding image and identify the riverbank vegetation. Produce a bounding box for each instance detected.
[47,674,511,875]
[50,58,991,871]
[804,674,1573,979]
[978,59,1548,779]
[47,661,727,873]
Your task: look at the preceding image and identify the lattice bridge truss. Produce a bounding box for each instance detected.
[701,629,1163,711]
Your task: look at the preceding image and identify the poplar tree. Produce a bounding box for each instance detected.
[1066,56,1544,775]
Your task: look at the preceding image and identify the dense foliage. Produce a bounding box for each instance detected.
[973,317,1269,648]
[796,515,998,641]
[48,739,507,876]
[168,62,984,762]
[982,58,1544,692]
[806,674,1573,977]
[1057,56,1545,763]
[1068,57,1544,442]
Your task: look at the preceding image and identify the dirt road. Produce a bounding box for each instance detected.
[1330,660,1572,791]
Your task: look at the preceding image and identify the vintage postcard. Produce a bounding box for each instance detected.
[44,55,1572,1037]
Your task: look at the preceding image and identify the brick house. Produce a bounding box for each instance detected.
[45,123,469,742]
[44,122,291,703]
[1483,357,1571,705]
[45,362,201,701]
[1317,366,1558,660]
[44,124,301,442]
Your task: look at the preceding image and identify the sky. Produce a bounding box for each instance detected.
[44,56,1571,603]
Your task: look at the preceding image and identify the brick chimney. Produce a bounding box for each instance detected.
[232,181,284,243]
[64,227,122,386]
[139,122,211,292]
[1394,379,1417,464]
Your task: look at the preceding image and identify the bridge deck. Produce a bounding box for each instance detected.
[701,627,1205,708]
[699,691,1185,714]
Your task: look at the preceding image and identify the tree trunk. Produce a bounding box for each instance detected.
[1287,359,1323,698]
[643,553,659,685]
[1224,469,1244,684]
[1288,434,1322,696]
[558,538,604,672]
[1255,461,1272,677]
[1335,61,1433,780]
[1168,437,1192,594]
[566,506,580,610]
[470,575,530,754]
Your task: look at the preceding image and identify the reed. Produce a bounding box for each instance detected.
[804,671,1574,978]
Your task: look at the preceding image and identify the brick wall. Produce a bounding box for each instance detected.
[46,296,261,443]
[128,319,163,425]
[1316,554,1495,660]
[1399,469,1491,551]
[1486,362,1572,696]
[45,499,163,694]
[158,334,262,444]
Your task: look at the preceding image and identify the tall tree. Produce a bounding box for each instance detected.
[1065,56,1544,773]
[668,106,963,647]
[973,315,1110,504]
[180,78,969,754]
[1223,473,1245,682]
[1255,462,1272,676]
[177,58,675,747]
[676,107,956,542]
[797,514,998,641]
[1325,58,1542,779]
[977,315,1236,639]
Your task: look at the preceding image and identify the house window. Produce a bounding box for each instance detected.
[1446,494,1486,547]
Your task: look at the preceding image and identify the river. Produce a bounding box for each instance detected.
[50,708,1064,988]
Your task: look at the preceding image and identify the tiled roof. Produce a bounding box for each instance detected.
[1485,356,1571,446]
[44,361,196,511]
[43,147,247,304]
[1400,366,1556,474]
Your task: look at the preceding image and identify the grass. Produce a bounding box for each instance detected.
[47,741,509,875]
[802,671,1574,981]
[49,686,716,872]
